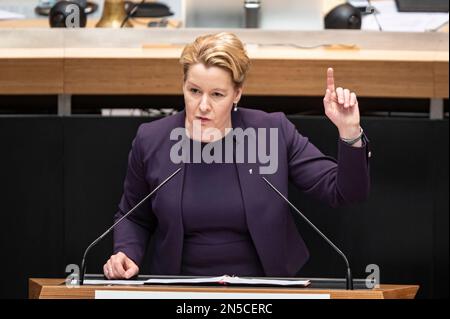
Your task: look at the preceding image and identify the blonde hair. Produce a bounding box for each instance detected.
[180,32,250,88]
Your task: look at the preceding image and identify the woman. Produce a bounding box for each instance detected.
[103,32,370,280]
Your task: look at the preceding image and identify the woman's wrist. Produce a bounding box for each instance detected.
[339,125,361,140]
[339,125,364,147]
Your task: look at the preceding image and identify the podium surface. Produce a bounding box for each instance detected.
[29,278,419,299]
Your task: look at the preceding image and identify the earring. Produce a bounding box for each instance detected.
[233,102,238,112]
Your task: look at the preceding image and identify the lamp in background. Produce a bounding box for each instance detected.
[96,0,132,28]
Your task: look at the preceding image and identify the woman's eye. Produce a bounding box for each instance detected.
[213,92,224,97]
[190,88,200,94]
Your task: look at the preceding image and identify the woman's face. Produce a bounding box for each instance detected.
[183,63,242,142]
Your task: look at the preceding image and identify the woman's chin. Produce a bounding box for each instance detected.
[199,134,214,143]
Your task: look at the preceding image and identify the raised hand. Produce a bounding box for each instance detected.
[323,68,361,140]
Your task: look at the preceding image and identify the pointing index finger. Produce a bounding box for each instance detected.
[327,67,335,92]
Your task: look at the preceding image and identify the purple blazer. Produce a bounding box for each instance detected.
[113,108,370,276]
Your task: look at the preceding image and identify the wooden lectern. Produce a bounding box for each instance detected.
[29,278,419,299]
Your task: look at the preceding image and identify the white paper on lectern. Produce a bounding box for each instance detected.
[144,275,310,286]
[83,279,147,285]
[84,275,310,286]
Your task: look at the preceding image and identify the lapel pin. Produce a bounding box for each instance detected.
[249,169,252,174]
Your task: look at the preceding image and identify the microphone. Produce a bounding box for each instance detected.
[79,167,182,285]
[261,176,354,290]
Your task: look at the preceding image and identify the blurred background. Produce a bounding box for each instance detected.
[0,0,448,299]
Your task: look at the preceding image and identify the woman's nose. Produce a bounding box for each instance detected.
[199,94,211,113]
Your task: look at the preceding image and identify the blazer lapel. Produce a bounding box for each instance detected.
[232,110,287,276]
[152,111,186,275]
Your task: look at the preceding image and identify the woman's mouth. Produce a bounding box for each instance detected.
[196,116,211,124]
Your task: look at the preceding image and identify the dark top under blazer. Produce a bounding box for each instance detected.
[113,108,371,276]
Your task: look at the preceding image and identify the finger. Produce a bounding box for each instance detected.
[106,260,115,279]
[354,96,359,113]
[350,92,357,107]
[107,258,121,279]
[344,89,350,108]
[327,68,335,92]
[124,266,139,279]
[323,89,332,106]
[331,90,338,103]
[124,258,139,279]
[111,257,127,279]
[114,262,127,279]
[124,256,137,269]
[336,87,344,105]
[103,264,110,279]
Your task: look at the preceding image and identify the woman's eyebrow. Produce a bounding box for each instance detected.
[186,81,200,87]
[187,81,226,92]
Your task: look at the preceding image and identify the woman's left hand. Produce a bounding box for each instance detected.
[323,68,361,139]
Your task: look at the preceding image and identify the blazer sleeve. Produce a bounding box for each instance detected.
[280,113,371,208]
[113,125,156,266]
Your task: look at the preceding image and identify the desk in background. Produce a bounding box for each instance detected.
[0,29,447,118]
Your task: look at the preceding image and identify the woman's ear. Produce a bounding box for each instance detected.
[234,86,243,104]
